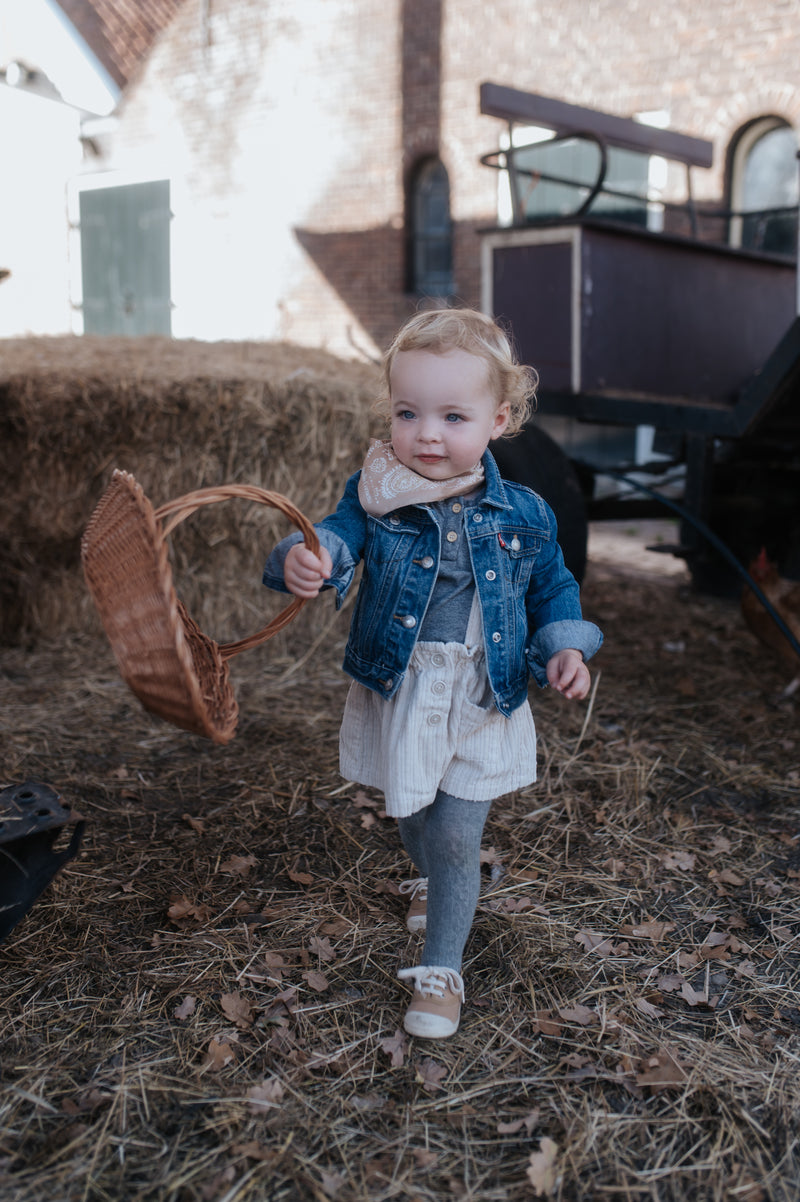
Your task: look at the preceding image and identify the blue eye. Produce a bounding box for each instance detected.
[445,413,464,423]
[397,410,416,421]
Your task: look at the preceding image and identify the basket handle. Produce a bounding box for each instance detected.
[153,484,321,660]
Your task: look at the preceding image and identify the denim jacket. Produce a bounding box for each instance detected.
[263,450,602,717]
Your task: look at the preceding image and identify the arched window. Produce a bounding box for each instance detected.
[408,157,453,297]
[729,118,798,256]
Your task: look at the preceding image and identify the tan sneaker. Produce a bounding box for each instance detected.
[398,965,464,1039]
[398,877,428,932]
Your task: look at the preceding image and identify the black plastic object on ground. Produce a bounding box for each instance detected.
[0,782,85,942]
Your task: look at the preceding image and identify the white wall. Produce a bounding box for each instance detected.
[0,0,118,336]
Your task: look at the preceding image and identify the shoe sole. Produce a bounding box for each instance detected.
[403,1010,460,1038]
[406,915,427,933]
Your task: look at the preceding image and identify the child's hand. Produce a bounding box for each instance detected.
[546,649,591,700]
[284,544,333,598]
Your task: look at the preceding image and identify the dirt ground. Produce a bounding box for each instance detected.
[1,521,799,1202]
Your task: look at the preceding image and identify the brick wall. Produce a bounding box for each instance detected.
[100,0,800,356]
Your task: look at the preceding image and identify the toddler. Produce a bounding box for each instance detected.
[263,308,602,1039]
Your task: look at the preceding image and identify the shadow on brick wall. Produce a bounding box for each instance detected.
[294,218,486,353]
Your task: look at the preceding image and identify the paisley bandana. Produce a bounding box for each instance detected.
[358,439,485,516]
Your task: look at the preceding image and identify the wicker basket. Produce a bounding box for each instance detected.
[81,469,319,744]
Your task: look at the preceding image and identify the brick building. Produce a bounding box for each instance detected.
[75,0,797,357]
[7,0,795,357]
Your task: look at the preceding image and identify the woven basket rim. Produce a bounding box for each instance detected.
[81,469,318,743]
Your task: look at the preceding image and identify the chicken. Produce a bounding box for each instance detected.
[741,548,800,699]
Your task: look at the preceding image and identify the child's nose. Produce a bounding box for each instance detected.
[419,419,442,442]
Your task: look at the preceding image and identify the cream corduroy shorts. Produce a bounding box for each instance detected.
[339,636,537,818]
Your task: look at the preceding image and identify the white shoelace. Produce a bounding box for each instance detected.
[398,877,428,901]
[398,965,465,1001]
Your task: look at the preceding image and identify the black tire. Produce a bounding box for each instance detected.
[492,424,588,583]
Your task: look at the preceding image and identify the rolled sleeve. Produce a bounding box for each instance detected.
[262,527,359,609]
[526,619,604,687]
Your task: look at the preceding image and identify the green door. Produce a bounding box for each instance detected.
[79,180,172,335]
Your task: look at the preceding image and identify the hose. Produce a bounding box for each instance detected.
[578,464,800,662]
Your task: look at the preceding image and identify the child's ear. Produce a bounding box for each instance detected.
[491,403,511,439]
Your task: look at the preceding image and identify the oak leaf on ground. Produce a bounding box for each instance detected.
[527,1137,559,1196]
[380,1029,408,1068]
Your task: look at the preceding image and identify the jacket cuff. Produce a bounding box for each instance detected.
[526,620,604,687]
[262,528,356,609]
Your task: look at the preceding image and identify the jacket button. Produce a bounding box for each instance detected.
[400,615,417,629]
[389,516,400,525]
[446,531,458,543]
[492,632,502,643]
[421,556,434,569]
[485,570,496,581]
[472,513,483,523]
[428,713,442,726]
[382,679,393,690]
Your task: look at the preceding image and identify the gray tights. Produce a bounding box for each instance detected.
[397,789,492,972]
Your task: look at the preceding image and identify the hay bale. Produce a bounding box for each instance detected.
[0,335,382,648]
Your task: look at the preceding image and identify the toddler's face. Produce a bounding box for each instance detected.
[389,348,509,481]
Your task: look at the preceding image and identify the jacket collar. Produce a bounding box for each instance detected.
[480,448,513,511]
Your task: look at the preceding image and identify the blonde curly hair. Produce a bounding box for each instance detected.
[379,308,537,435]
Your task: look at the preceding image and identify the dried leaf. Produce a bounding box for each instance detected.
[202,1038,236,1070]
[182,813,206,835]
[247,1077,284,1112]
[556,1004,598,1027]
[308,935,337,962]
[619,920,676,942]
[711,868,746,887]
[320,918,350,937]
[603,858,626,876]
[174,995,196,1020]
[221,992,253,1028]
[527,1137,559,1196]
[232,1141,278,1163]
[416,1057,447,1093]
[61,1088,109,1116]
[287,866,314,886]
[319,1169,345,1198]
[219,854,257,876]
[661,851,696,871]
[734,960,758,979]
[352,791,380,810]
[412,1149,438,1169]
[680,981,718,1008]
[167,896,213,926]
[656,973,685,993]
[302,969,330,992]
[380,1029,408,1068]
[635,1047,688,1093]
[635,997,666,1020]
[531,1011,563,1036]
[497,1108,539,1136]
[575,930,615,956]
[480,846,504,866]
[360,811,376,829]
